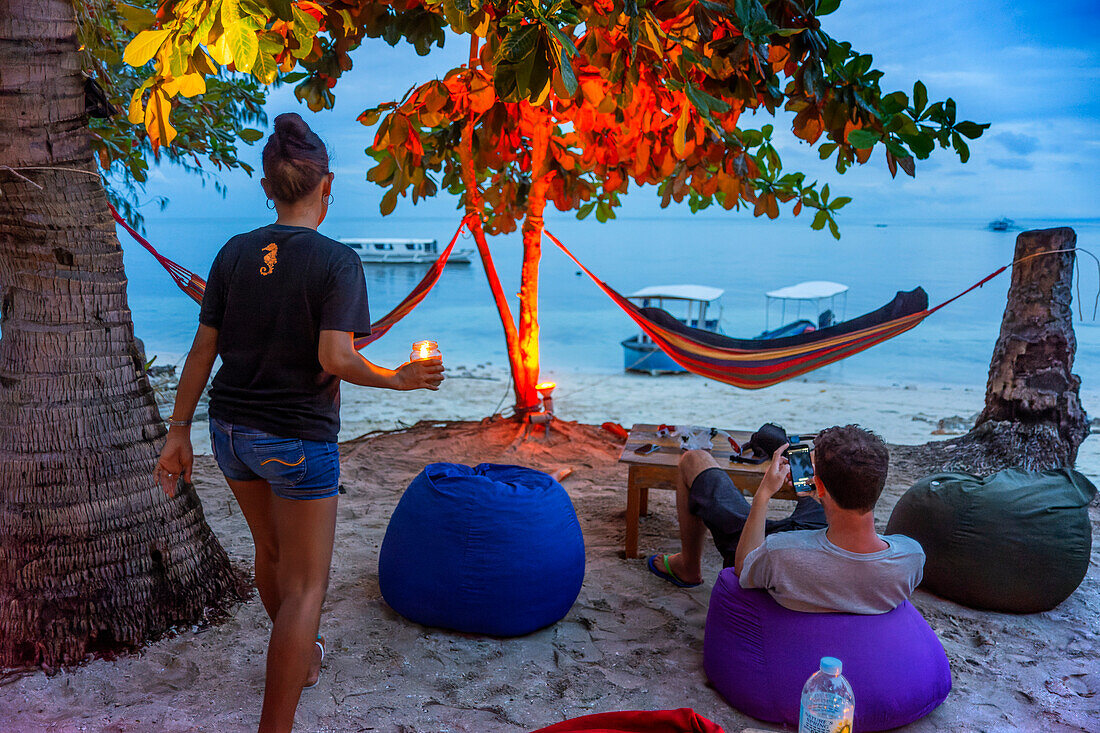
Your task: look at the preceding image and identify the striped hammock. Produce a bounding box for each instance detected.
[545,229,1007,389]
[110,204,471,349]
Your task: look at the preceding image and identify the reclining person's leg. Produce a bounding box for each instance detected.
[665,450,757,581]
[662,450,721,584]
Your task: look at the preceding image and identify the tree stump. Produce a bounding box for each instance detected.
[938,227,1089,474]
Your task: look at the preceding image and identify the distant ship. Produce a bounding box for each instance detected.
[988,218,1015,232]
[339,237,475,264]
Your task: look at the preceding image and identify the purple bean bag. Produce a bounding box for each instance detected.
[704,569,951,732]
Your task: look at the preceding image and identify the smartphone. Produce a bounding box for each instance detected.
[634,443,659,456]
[784,443,815,495]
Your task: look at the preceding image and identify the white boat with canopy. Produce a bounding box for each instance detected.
[762,280,849,337]
[339,237,475,264]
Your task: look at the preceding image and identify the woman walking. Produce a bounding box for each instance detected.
[154,113,443,733]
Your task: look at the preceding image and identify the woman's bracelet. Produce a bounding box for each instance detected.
[166,417,192,428]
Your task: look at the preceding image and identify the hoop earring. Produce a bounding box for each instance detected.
[266,199,276,210]
[324,194,334,205]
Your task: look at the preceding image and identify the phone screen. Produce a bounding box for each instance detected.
[786,444,814,494]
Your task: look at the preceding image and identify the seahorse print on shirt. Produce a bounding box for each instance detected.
[260,242,278,276]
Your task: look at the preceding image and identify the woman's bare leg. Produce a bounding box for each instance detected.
[227,478,281,621]
[257,494,338,733]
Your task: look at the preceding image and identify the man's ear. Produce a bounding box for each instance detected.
[814,474,827,500]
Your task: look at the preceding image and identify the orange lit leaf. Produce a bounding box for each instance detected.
[176,73,207,98]
[144,87,177,149]
[673,106,689,158]
[380,188,398,216]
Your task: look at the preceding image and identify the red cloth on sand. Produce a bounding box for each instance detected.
[529,708,725,733]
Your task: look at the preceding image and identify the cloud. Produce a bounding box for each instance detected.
[990,158,1035,171]
[995,132,1040,156]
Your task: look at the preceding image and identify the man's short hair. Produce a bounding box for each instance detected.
[813,425,889,513]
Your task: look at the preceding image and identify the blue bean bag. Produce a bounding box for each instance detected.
[379,462,585,636]
[704,569,951,732]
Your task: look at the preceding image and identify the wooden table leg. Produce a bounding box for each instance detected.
[626,469,642,559]
[639,487,649,517]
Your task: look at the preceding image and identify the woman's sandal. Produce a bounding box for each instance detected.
[303,635,325,689]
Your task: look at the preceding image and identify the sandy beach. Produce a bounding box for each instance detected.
[2,371,1098,732]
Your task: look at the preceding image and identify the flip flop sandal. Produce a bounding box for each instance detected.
[303,635,325,689]
[646,554,702,588]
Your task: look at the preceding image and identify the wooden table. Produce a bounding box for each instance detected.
[617,423,806,559]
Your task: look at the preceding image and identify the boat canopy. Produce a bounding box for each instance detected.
[764,281,849,331]
[765,281,849,301]
[628,284,724,302]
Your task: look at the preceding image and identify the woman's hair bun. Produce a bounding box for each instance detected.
[272,113,312,148]
[263,113,330,203]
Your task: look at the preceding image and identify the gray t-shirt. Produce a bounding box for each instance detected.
[739,529,925,614]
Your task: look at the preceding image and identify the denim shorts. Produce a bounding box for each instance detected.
[209,416,340,500]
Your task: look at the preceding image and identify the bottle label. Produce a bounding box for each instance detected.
[799,707,853,733]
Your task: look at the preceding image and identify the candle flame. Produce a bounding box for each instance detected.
[412,340,438,361]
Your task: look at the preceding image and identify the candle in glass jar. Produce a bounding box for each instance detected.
[410,340,441,362]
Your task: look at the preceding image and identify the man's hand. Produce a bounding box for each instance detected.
[393,357,444,391]
[757,443,792,500]
[155,429,193,499]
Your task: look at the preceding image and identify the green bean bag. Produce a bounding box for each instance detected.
[886,467,1096,613]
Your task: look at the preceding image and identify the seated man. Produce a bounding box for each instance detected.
[647,424,924,614]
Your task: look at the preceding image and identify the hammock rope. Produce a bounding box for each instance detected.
[109,203,472,349]
[543,228,1053,389]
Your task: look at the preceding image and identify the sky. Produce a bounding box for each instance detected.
[139,0,1100,226]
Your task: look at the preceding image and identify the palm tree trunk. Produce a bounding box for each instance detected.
[0,0,243,670]
[938,227,1090,474]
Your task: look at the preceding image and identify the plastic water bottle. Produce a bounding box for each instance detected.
[799,656,855,733]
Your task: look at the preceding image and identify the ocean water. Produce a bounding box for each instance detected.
[121,213,1100,392]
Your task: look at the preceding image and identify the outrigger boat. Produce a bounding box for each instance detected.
[339,237,475,264]
[622,285,724,374]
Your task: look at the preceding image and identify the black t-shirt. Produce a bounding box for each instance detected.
[199,224,372,442]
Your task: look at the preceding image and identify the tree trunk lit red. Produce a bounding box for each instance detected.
[460,117,526,412]
[514,114,552,415]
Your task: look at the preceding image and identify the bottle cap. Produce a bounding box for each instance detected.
[820,656,842,675]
